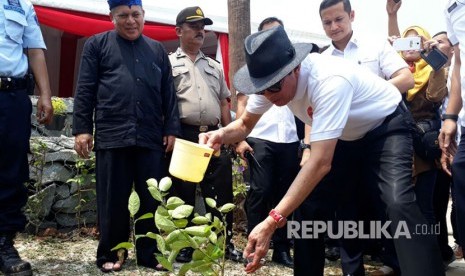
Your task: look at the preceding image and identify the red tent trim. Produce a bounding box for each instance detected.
[218,33,230,88]
[34,5,178,40]
[33,5,230,95]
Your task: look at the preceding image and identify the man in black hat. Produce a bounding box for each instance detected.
[168,6,243,263]
[73,0,180,272]
[199,26,444,276]
[235,17,300,268]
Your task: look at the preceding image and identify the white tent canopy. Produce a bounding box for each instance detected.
[31,0,330,45]
[30,0,330,97]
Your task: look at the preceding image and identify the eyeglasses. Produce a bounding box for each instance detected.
[115,12,143,21]
[255,71,291,95]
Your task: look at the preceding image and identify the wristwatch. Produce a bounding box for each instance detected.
[300,143,311,150]
[269,209,287,228]
[442,114,459,122]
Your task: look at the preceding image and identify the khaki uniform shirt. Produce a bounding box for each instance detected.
[169,48,230,126]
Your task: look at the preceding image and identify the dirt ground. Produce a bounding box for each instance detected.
[13,229,385,276]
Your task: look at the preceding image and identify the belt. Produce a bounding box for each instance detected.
[384,101,408,122]
[181,123,219,132]
[0,77,27,91]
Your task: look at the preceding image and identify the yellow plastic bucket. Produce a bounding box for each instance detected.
[169,138,214,183]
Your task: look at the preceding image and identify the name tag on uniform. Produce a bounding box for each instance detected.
[8,0,21,7]
[4,0,24,15]
[448,2,458,13]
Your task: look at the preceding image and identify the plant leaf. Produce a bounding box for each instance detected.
[170,240,191,251]
[187,235,200,249]
[178,263,193,276]
[155,212,177,233]
[166,196,185,210]
[146,178,158,188]
[205,197,216,208]
[218,203,236,213]
[212,216,222,230]
[192,249,205,261]
[134,234,145,241]
[158,177,172,192]
[165,229,183,245]
[128,190,140,217]
[173,219,189,228]
[155,255,173,272]
[135,212,154,222]
[191,216,210,225]
[154,234,166,254]
[208,231,217,244]
[148,186,162,202]
[156,206,169,217]
[190,260,213,273]
[172,205,194,219]
[168,249,179,263]
[111,242,133,251]
[185,225,211,237]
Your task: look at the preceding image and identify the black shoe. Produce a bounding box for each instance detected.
[272,250,293,268]
[176,247,193,263]
[225,243,244,263]
[0,235,32,276]
[325,246,340,261]
[443,252,456,271]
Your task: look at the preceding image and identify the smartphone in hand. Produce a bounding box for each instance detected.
[392,37,421,51]
[420,47,449,71]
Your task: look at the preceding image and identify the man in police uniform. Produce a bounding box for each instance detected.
[168,6,242,263]
[0,0,53,275]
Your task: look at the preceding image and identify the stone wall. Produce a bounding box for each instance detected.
[25,97,249,232]
[27,97,97,231]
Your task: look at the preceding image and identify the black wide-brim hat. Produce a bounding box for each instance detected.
[233,25,313,94]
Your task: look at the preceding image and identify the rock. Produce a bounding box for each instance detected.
[55,211,97,227]
[55,184,70,200]
[52,191,97,214]
[44,150,78,164]
[41,163,74,185]
[27,184,57,219]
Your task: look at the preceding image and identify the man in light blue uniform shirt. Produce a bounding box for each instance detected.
[0,0,53,275]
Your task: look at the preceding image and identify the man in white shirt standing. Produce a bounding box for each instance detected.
[314,0,414,275]
[200,25,444,276]
[440,0,465,265]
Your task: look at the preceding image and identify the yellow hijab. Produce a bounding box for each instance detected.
[401,26,433,101]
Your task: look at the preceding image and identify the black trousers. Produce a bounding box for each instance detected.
[0,89,31,234]
[451,126,465,251]
[95,146,165,268]
[293,105,444,276]
[434,169,454,261]
[169,127,233,241]
[245,137,300,252]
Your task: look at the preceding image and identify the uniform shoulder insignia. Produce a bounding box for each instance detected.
[207,56,221,64]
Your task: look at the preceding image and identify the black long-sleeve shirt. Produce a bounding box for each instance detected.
[73,31,180,151]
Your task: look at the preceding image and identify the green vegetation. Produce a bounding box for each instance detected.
[113,177,235,275]
[51,97,67,115]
